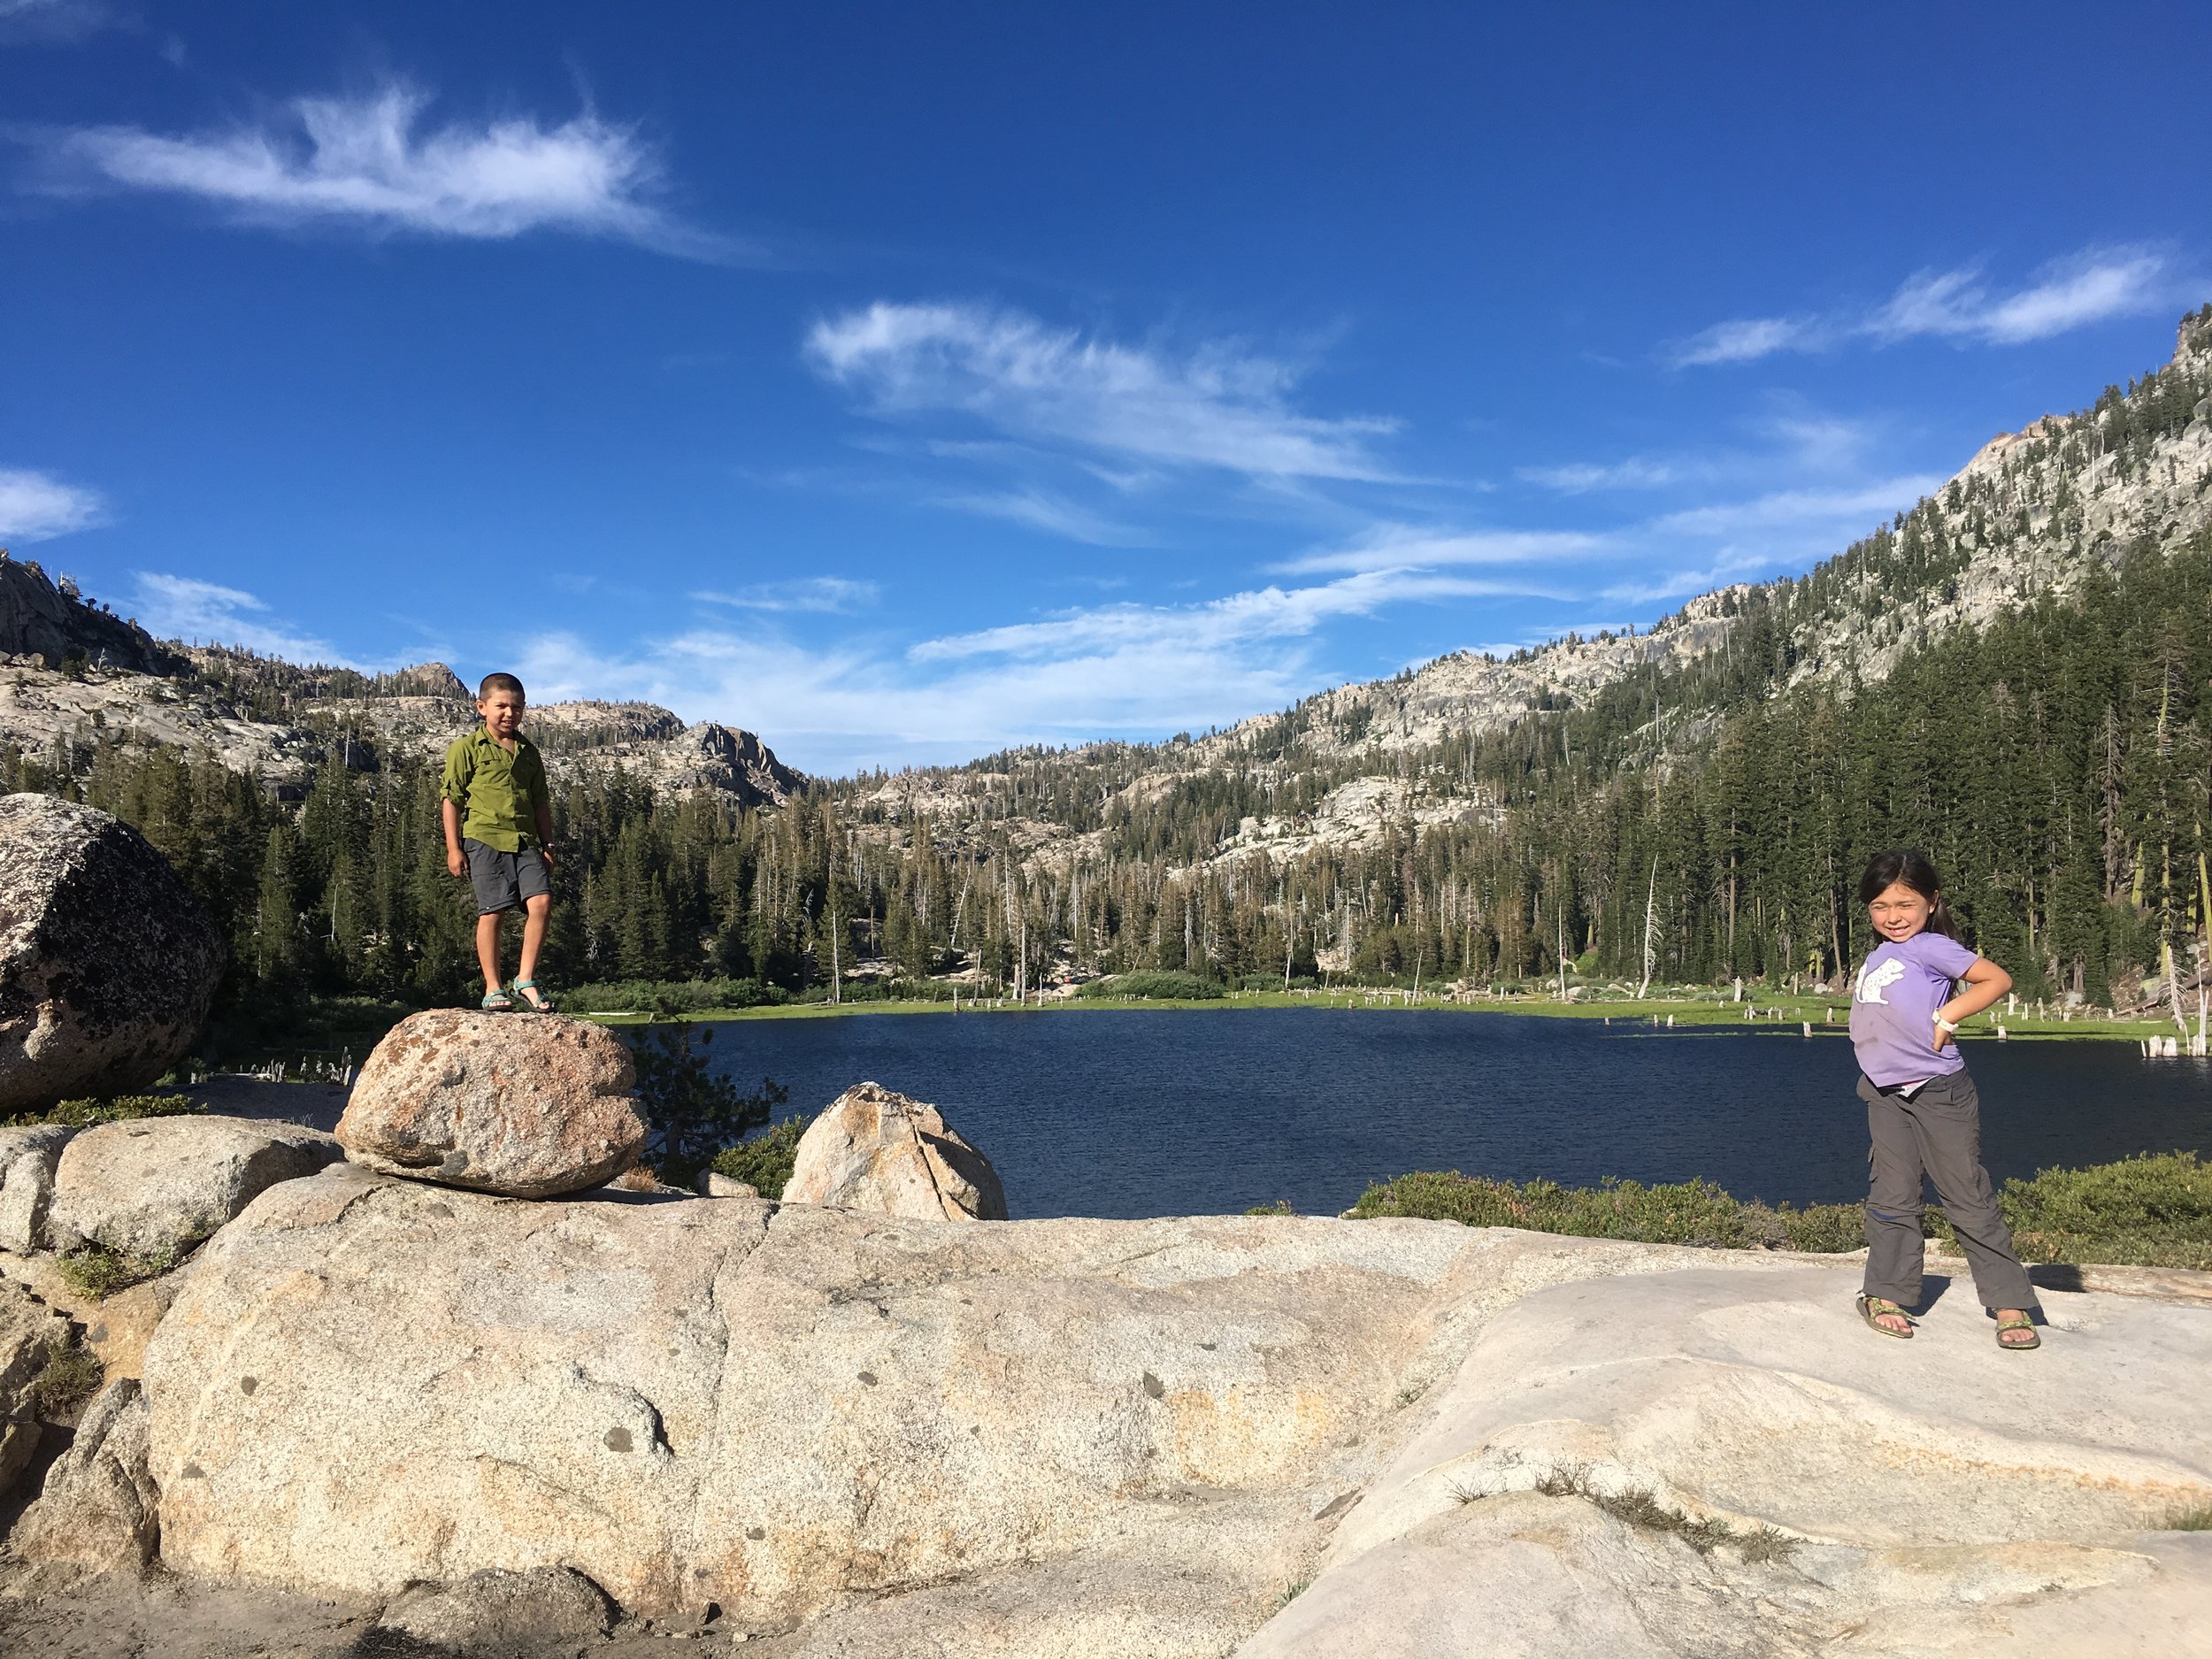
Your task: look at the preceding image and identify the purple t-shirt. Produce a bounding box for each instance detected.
[1849,930,1979,1087]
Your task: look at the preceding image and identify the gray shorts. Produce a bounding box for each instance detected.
[464,838,550,916]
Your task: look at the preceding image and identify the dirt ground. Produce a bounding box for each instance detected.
[0,1564,798,1657]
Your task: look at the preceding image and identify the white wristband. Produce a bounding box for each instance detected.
[1934,1016,1959,1033]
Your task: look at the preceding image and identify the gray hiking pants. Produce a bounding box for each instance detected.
[1859,1069,2038,1312]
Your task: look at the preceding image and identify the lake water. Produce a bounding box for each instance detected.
[703,1010,2212,1220]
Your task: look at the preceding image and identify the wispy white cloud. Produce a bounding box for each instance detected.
[514,563,1559,772]
[0,0,116,43]
[911,568,1546,665]
[1866,248,2171,344]
[1601,551,1773,606]
[1668,317,1819,368]
[1670,246,2182,366]
[132,572,342,660]
[806,301,1401,480]
[933,488,1149,545]
[0,467,104,541]
[1275,523,1600,576]
[693,576,879,614]
[1517,457,1680,493]
[35,83,725,255]
[1652,474,1943,537]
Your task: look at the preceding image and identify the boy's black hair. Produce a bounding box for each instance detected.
[1858,849,1958,939]
[478,672,525,701]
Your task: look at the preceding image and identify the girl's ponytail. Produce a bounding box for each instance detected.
[1857,849,1957,938]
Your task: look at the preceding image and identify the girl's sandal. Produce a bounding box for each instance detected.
[511,979,553,1013]
[1995,1313,2041,1351]
[1857,1294,1916,1339]
[480,989,515,1012]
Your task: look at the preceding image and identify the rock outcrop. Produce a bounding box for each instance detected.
[142,1166,1555,1632]
[783,1081,1007,1221]
[1242,1264,2212,1657]
[43,1116,340,1259]
[0,557,178,676]
[0,1276,72,1496]
[130,1177,2212,1656]
[12,1379,161,1578]
[0,796,225,1117]
[0,1123,73,1253]
[335,1010,646,1197]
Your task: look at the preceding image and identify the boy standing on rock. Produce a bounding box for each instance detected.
[442,672,557,1011]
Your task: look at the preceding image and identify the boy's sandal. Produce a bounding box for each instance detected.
[1995,1313,2041,1350]
[511,979,553,1013]
[480,989,514,1012]
[1856,1294,1915,1339]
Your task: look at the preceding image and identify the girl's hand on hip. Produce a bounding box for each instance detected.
[1932,1016,1953,1052]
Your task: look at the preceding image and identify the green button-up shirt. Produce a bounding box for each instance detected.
[441,727,549,853]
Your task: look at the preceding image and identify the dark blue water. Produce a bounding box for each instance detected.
[703,1010,2212,1220]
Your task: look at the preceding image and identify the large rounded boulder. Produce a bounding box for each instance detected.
[0,795,225,1117]
[336,1009,647,1197]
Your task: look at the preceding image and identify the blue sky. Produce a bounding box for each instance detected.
[3,3,2208,774]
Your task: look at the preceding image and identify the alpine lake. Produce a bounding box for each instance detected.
[695,1006,2212,1219]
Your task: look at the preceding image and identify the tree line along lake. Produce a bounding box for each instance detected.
[696,1007,2212,1220]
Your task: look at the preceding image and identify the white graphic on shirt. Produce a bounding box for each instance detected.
[1855,958,1907,1004]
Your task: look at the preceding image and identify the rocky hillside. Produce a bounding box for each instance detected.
[0,563,803,808]
[845,306,2212,868]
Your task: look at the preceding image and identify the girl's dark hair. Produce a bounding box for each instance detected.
[1858,849,1958,939]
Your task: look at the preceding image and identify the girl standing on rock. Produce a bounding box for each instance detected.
[1848,849,2042,1350]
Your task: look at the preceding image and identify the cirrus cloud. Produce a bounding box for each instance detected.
[806,301,1402,481]
[1669,245,2188,367]
[0,467,104,541]
[33,83,728,256]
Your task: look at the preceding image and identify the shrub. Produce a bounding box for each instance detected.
[4,1093,204,1130]
[1740,1200,1867,1254]
[1347,1155,2212,1270]
[1996,1152,2212,1271]
[1074,972,1225,1002]
[709,1114,813,1199]
[1350,1171,1752,1248]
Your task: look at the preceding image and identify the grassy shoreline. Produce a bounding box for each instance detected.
[576,988,2195,1045]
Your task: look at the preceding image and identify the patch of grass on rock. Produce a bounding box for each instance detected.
[57,1241,179,1302]
[26,1333,104,1420]
[1534,1466,1795,1561]
[4,1093,204,1129]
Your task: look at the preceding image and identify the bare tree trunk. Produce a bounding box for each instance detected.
[1638,858,1659,1000]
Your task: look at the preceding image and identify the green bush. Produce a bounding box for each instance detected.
[1075,971,1225,1002]
[1348,1154,2212,1270]
[4,1094,204,1129]
[709,1114,814,1199]
[1351,1171,1752,1248]
[1996,1152,2212,1271]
